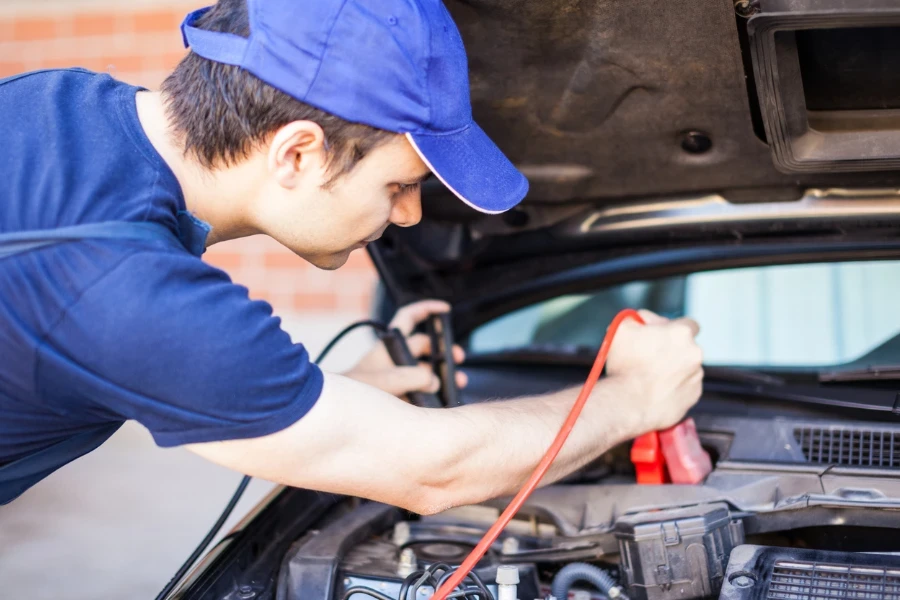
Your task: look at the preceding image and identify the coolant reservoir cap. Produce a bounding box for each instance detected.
[496,565,520,585]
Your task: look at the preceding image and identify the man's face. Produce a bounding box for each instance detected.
[261,134,431,270]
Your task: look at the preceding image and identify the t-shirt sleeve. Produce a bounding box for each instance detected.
[37,249,324,447]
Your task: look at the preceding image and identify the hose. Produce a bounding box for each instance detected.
[430,309,644,600]
[551,562,626,600]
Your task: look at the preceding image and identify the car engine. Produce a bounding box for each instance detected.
[276,413,900,600]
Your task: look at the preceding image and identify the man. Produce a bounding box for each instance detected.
[0,0,703,513]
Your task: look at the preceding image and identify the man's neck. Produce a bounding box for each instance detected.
[135,90,261,246]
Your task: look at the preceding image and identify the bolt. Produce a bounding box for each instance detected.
[393,521,411,547]
[238,585,255,599]
[734,0,760,17]
[733,575,755,588]
[680,130,713,154]
[501,536,520,555]
[398,547,417,577]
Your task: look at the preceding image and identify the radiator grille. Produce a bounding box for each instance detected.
[768,560,900,600]
[794,427,900,468]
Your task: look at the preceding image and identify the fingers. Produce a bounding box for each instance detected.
[406,333,431,357]
[389,300,451,335]
[406,334,466,363]
[456,370,469,389]
[388,365,468,397]
[452,345,465,364]
[636,309,669,325]
[635,310,699,337]
[672,317,701,338]
[386,365,441,396]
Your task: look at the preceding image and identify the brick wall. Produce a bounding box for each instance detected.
[0,0,378,319]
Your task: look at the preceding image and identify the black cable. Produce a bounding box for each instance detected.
[466,571,492,600]
[392,562,495,600]
[154,318,388,600]
[341,587,395,600]
[152,475,251,600]
[399,569,429,600]
[315,319,389,364]
[437,569,494,600]
[446,592,489,600]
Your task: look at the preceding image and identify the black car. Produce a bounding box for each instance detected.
[165,1,900,599]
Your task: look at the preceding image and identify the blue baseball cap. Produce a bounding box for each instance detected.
[180,0,528,214]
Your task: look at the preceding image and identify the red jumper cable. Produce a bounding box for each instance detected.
[430,309,645,600]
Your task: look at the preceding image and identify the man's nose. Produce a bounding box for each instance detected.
[391,189,423,228]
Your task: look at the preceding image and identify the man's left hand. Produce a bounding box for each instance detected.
[342,300,468,399]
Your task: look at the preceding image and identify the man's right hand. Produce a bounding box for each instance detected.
[604,309,704,436]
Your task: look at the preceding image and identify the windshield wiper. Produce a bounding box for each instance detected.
[704,376,900,416]
[819,365,900,383]
[470,348,899,415]
[703,366,786,387]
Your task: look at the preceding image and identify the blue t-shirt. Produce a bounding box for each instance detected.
[0,69,324,466]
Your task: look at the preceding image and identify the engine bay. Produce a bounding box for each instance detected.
[276,412,900,600]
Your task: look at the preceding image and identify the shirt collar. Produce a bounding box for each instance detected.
[175,210,211,257]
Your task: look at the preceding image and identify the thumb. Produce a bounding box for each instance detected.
[383,365,440,397]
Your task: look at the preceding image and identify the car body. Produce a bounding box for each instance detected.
[166,0,900,598]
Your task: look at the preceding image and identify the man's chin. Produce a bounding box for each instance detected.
[307,251,351,271]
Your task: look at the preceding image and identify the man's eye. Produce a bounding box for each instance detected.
[395,182,420,195]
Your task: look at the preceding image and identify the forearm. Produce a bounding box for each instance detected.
[419,376,641,512]
[187,372,642,515]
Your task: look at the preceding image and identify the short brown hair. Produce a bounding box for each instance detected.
[160,0,394,184]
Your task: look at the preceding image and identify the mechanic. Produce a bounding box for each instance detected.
[0,0,704,513]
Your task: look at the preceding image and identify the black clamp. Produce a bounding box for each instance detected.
[377,312,460,408]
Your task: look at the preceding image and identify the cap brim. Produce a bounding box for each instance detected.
[406,123,528,214]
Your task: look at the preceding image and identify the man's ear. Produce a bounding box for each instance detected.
[267,120,328,189]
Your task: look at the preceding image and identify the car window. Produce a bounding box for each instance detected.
[467,260,900,367]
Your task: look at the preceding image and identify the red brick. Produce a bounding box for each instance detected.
[293,292,339,312]
[127,71,170,90]
[344,289,375,315]
[248,289,291,311]
[12,17,62,42]
[144,49,187,71]
[131,9,181,34]
[344,248,374,270]
[73,13,117,37]
[0,62,28,77]
[108,55,144,72]
[37,55,83,70]
[203,252,244,272]
[69,56,118,73]
[264,251,305,269]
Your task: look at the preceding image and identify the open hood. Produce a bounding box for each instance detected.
[370,0,900,323]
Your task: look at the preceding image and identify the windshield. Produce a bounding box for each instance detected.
[467,259,900,368]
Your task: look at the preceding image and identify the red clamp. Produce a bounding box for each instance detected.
[631,430,669,484]
[631,418,712,485]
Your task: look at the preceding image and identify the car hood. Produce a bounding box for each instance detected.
[370,0,900,325]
